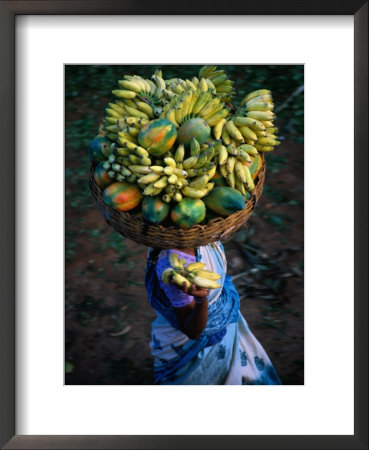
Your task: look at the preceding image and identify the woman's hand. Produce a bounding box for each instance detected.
[171,281,209,299]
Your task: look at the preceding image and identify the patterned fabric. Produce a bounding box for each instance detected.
[145,242,281,385]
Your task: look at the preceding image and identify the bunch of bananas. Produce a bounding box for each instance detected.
[161,252,221,290]
[90,65,282,225]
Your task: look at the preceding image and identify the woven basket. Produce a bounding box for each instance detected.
[89,155,266,249]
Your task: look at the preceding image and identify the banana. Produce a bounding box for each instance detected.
[199,77,209,93]
[190,137,201,156]
[150,165,165,175]
[198,97,221,118]
[139,156,152,166]
[189,174,210,190]
[233,116,265,131]
[206,164,217,179]
[246,102,274,112]
[226,155,236,174]
[138,172,161,184]
[265,127,278,134]
[168,174,178,184]
[135,101,154,118]
[118,79,142,93]
[261,121,274,128]
[206,79,216,91]
[256,137,281,146]
[221,126,231,145]
[164,157,176,169]
[187,90,199,116]
[193,151,208,169]
[243,165,255,191]
[182,186,208,198]
[219,164,228,178]
[173,272,192,290]
[182,90,193,119]
[144,182,158,195]
[193,276,220,289]
[247,110,275,121]
[163,166,174,176]
[173,191,183,202]
[175,102,185,124]
[162,193,173,203]
[112,89,137,99]
[227,144,238,156]
[239,126,257,141]
[174,168,188,178]
[192,91,211,115]
[124,117,147,126]
[225,120,244,142]
[193,269,221,280]
[218,145,228,166]
[226,170,236,188]
[213,118,227,140]
[199,65,217,78]
[128,165,152,175]
[166,108,180,127]
[174,144,185,165]
[241,89,271,105]
[153,176,168,189]
[205,107,229,127]
[246,94,273,106]
[161,267,174,285]
[124,105,149,119]
[105,108,123,119]
[169,252,180,268]
[165,184,176,194]
[255,145,275,152]
[235,161,247,183]
[108,102,126,115]
[237,144,259,156]
[186,262,206,271]
[235,178,247,196]
[237,149,252,163]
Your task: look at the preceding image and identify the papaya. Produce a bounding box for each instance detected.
[88,136,112,163]
[177,118,211,146]
[138,119,177,156]
[203,187,245,216]
[171,198,206,229]
[94,161,113,188]
[142,196,170,224]
[103,182,142,212]
[243,154,263,180]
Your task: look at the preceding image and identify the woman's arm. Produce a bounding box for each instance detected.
[172,282,209,340]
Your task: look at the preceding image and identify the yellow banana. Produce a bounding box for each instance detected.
[261,121,274,128]
[189,174,210,190]
[173,272,192,290]
[239,127,257,141]
[233,116,265,131]
[112,89,137,99]
[255,145,275,152]
[226,170,236,188]
[118,79,142,93]
[194,269,221,280]
[205,108,229,127]
[161,268,174,285]
[182,186,208,198]
[246,102,274,112]
[193,276,220,289]
[150,165,165,175]
[169,252,180,268]
[199,77,209,93]
[164,157,177,168]
[124,105,149,119]
[173,191,183,202]
[135,101,154,118]
[256,137,281,146]
[235,161,247,183]
[213,118,227,140]
[241,89,271,105]
[238,144,259,156]
[247,110,275,121]
[186,262,206,271]
[243,165,255,192]
[246,94,273,106]
[198,97,221,118]
[128,165,152,175]
[226,155,236,174]
[199,65,217,78]
[218,145,228,166]
[174,144,185,165]
[153,176,168,189]
[221,126,231,145]
[138,172,161,184]
[225,121,244,142]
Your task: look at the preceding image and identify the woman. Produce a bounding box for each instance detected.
[145,241,281,385]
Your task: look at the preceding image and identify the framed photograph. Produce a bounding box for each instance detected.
[1,1,367,449]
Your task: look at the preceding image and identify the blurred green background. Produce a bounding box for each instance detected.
[65,65,304,385]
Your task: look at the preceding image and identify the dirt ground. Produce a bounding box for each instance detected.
[65,137,304,385]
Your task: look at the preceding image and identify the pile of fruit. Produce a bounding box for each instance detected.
[88,66,280,229]
[161,252,221,290]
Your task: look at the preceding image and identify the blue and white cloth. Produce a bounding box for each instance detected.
[145,242,281,385]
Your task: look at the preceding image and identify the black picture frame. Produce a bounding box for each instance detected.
[1,1,367,449]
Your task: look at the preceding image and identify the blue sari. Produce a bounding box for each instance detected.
[145,242,281,385]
